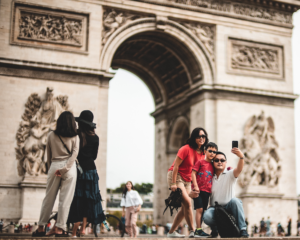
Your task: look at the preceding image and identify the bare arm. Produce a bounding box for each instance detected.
[191,170,199,191]
[171,156,183,192]
[232,148,245,178]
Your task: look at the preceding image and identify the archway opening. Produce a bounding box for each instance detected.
[106,69,155,189]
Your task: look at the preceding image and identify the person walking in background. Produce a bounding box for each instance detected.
[265,217,271,236]
[190,142,217,237]
[0,219,3,233]
[121,181,143,238]
[32,111,79,237]
[260,218,266,236]
[286,217,292,236]
[167,127,208,238]
[67,110,106,237]
[277,223,285,236]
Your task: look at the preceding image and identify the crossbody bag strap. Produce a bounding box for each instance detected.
[57,134,71,155]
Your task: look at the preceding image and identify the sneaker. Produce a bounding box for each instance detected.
[189,230,195,238]
[195,229,210,238]
[208,231,218,238]
[240,230,249,238]
[167,231,185,238]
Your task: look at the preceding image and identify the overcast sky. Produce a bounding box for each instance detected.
[107,11,300,194]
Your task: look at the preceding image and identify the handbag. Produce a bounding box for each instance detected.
[57,134,83,176]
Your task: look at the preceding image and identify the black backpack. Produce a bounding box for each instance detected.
[214,201,240,238]
[163,188,183,216]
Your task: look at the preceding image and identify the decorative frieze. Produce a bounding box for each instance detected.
[228,38,284,79]
[11,2,89,53]
[102,9,145,46]
[182,22,215,58]
[136,0,296,27]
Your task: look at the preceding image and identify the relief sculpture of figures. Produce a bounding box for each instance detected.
[102,9,141,45]
[18,12,83,45]
[239,111,282,188]
[183,23,214,58]
[15,88,69,177]
[231,44,279,73]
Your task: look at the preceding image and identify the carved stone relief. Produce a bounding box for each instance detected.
[15,88,69,177]
[228,38,284,79]
[239,111,281,188]
[137,0,295,26]
[11,3,89,53]
[102,9,145,46]
[182,22,215,58]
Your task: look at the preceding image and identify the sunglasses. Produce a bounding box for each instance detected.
[214,158,226,163]
[208,150,217,154]
[196,135,206,139]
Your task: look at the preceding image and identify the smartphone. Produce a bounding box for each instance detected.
[232,141,238,149]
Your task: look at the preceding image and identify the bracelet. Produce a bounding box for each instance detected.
[171,183,176,186]
[240,157,244,159]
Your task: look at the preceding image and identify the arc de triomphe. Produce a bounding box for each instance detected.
[0,0,299,234]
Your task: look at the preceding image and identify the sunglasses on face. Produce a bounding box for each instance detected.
[196,135,206,139]
[208,150,216,154]
[214,158,226,163]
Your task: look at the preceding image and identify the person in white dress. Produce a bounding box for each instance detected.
[120,181,143,238]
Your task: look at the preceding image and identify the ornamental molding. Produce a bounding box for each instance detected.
[227,38,284,80]
[15,88,70,177]
[134,0,297,27]
[11,2,89,53]
[239,111,282,188]
[102,8,151,46]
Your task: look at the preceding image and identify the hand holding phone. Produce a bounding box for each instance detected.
[232,141,238,149]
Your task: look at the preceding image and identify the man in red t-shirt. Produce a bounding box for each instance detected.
[191,142,218,238]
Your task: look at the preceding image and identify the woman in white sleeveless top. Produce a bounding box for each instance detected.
[120,181,143,238]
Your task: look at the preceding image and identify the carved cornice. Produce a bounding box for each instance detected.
[134,0,299,27]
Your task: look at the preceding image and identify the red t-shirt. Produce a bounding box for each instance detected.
[192,159,214,193]
[168,145,205,182]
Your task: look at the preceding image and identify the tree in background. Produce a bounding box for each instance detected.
[107,182,153,194]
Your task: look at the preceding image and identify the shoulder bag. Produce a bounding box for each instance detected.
[57,134,83,177]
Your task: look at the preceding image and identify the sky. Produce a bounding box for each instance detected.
[107,11,300,194]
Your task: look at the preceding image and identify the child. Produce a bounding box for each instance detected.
[191,142,218,238]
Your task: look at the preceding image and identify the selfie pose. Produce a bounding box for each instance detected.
[203,147,249,238]
[121,181,143,238]
[167,127,208,238]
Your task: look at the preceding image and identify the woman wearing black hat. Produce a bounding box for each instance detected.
[67,110,105,237]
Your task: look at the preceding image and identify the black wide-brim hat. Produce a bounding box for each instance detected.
[75,110,96,128]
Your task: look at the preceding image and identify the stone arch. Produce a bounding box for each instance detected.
[168,116,190,153]
[100,17,215,106]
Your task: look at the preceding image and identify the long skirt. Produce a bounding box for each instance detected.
[67,169,106,224]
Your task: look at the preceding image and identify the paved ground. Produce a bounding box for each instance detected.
[1,233,300,239]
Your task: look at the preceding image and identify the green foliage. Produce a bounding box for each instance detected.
[134,183,153,194]
[107,182,153,194]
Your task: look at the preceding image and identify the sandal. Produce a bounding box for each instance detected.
[32,229,46,237]
[46,227,57,236]
[55,230,69,237]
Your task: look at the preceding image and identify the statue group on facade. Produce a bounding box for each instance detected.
[16,88,69,176]
[239,111,282,188]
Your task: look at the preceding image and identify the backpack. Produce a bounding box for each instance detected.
[163,188,183,216]
[214,201,240,238]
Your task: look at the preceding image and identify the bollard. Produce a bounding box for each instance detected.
[182,227,189,236]
[157,226,164,235]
